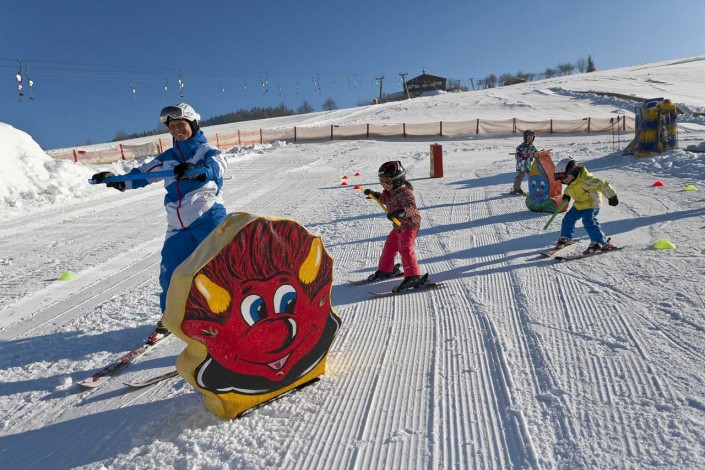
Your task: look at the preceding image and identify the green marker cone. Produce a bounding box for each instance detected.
[653,239,676,250]
[57,271,77,281]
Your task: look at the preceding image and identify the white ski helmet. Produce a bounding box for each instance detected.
[554,158,579,180]
[159,103,201,133]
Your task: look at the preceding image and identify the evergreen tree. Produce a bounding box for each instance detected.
[586,55,596,73]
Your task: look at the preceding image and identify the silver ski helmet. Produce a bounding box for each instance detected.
[159,103,201,133]
[378,161,406,188]
[523,129,536,142]
[554,158,579,181]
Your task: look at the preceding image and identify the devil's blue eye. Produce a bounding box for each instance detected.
[241,295,266,325]
[274,285,296,314]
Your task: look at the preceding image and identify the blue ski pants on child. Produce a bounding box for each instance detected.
[560,206,606,244]
[158,203,227,312]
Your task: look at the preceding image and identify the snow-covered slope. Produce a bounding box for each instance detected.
[1,57,704,469]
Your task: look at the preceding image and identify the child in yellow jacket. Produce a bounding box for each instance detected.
[554,158,619,254]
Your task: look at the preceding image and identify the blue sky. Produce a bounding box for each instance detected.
[1,0,703,149]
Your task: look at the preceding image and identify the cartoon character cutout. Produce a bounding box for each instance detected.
[177,216,341,396]
[528,159,550,202]
[526,151,567,213]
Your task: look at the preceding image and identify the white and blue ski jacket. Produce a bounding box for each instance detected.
[123,130,228,231]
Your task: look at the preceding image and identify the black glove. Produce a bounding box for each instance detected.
[91,171,125,191]
[562,194,571,202]
[387,209,405,221]
[608,195,619,206]
[174,162,206,182]
[364,189,381,199]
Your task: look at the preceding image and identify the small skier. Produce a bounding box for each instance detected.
[553,158,619,254]
[90,103,228,343]
[363,161,427,291]
[511,129,538,195]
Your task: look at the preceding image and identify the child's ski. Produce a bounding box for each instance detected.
[370,282,443,298]
[555,246,626,261]
[370,274,442,297]
[349,263,403,285]
[541,240,578,257]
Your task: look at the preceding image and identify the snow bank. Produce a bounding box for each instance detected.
[0,122,97,220]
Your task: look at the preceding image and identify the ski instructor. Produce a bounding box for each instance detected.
[91,103,228,344]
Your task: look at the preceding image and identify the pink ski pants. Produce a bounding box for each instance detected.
[378,229,421,277]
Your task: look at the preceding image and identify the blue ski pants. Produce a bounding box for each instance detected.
[159,203,226,312]
[560,206,606,244]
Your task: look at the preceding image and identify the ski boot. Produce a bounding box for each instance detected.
[367,263,402,282]
[509,188,526,196]
[394,274,428,292]
[583,241,603,255]
[147,320,171,345]
[554,236,573,251]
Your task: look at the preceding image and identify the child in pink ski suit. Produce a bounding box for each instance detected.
[364,161,426,291]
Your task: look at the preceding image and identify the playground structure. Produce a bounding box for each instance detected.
[624,98,678,157]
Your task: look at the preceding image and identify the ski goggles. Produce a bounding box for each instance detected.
[554,172,567,181]
[159,106,188,124]
[379,177,394,185]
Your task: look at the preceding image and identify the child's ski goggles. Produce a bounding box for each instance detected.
[379,177,394,184]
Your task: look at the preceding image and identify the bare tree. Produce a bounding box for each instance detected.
[557,63,575,76]
[575,57,587,73]
[322,98,338,111]
[516,71,534,83]
[543,68,557,79]
[297,101,314,114]
[484,74,497,88]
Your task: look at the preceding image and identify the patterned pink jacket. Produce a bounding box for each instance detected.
[380,185,421,231]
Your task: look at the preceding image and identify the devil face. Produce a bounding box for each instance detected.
[179,218,340,395]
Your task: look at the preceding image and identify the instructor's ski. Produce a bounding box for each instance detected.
[77,333,170,389]
[124,369,179,388]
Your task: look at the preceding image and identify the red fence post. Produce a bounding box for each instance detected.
[119,144,125,160]
[72,149,78,163]
[216,133,221,149]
